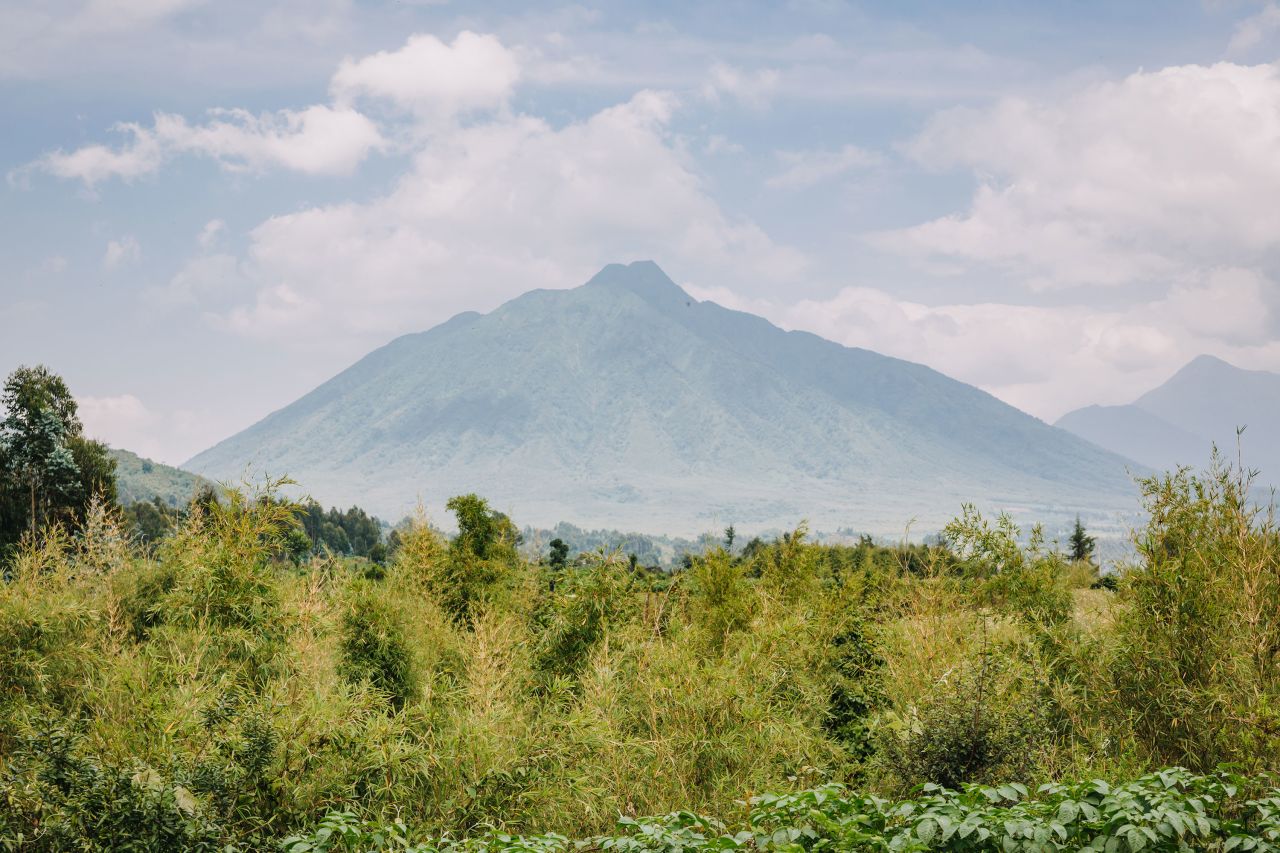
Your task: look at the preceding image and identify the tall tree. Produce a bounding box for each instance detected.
[1068,515,1097,564]
[547,537,569,569]
[446,493,518,561]
[0,365,117,550]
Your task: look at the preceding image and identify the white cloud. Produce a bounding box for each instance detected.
[882,61,1280,290]
[0,0,202,77]
[33,104,383,185]
[702,62,781,108]
[102,236,141,269]
[690,266,1277,422]
[766,144,881,189]
[331,31,519,117]
[202,87,803,345]
[197,218,226,249]
[24,29,526,186]
[33,255,70,276]
[78,393,230,465]
[1228,3,1280,55]
[78,393,160,456]
[35,125,166,184]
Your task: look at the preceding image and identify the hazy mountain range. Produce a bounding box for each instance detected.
[1056,355,1279,483]
[183,261,1140,536]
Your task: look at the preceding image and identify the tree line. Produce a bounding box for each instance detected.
[0,365,392,563]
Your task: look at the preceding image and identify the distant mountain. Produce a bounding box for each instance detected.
[1054,405,1206,474]
[110,448,212,508]
[1057,355,1280,480]
[187,261,1138,536]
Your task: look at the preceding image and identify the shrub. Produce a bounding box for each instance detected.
[338,584,419,711]
[689,547,750,652]
[945,506,1072,627]
[111,557,178,642]
[823,618,885,764]
[0,723,226,852]
[531,552,636,685]
[1111,455,1280,771]
[290,768,1280,853]
[878,648,1046,790]
[754,524,818,603]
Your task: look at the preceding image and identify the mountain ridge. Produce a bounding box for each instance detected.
[1056,355,1280,480]
[110,448,212,508]
[187,261,1139,535]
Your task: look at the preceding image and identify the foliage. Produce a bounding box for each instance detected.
[339,583,420,710]
[689,547,750,651]
[1110,453,1280,771]
[0,365,117,554]
[547,538,569,570]
[0,724,225,852]
[945,506,1073,627]
[448,494,520,562]
[823,618,885,764]
[878,648,1046,791]
[298,500,386,558]
[530,551,636,685]
[1069,515,1097,564]
[122,496,183,548]
[752,523,818,603]
[5,454,1280,850]
[289,768,1280,853]
[411,494,522,626]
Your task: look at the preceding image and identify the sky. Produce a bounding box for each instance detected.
[3,0,1280,465]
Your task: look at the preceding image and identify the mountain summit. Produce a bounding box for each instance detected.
[187,261,1137,534]
[1057,355,1280,480]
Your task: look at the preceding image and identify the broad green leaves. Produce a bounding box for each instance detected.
[286,769,1280,852]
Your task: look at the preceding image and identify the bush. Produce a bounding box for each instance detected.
[0,724,226,852]
[531,552,636,686]
[1111,455,1280,771]
[823,618,885,764]
[338,584,419,711]
[290,768,1280,853]
[689,547,750,652]
[878,649,1046,790]
[945,506,1073,627]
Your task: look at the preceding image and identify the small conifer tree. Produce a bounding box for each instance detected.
[1068,514,1096,564]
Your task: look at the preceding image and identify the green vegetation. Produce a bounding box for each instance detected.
[298,500,387,560]
[282,770,1280,852]
[3,367,1280,850]
[109,447,212,509]
[0,365,117,558]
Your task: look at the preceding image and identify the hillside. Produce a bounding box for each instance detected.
[109,447,212,507]
[1056,355,1280,480]
[186,261,1139,535]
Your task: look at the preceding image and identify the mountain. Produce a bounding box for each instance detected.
[110,448,212,508]
[186,261,1139,536]
[1054,406,1206,474]
[1056,355,1280,480]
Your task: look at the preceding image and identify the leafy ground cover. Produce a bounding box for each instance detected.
[285,770,1280,852]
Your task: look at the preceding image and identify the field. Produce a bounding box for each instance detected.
[2,459,1279,851]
